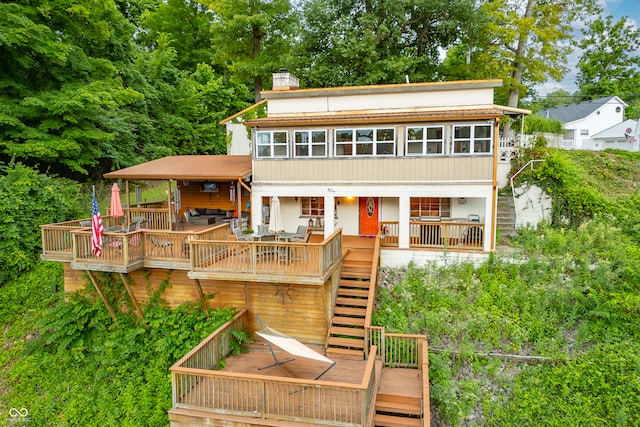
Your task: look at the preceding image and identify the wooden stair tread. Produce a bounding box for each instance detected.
[375,399,421,415]
[374,414,421,427]
[334,306,366,316]
[341,271,371,279]
[338,288,369,297]
[335,296,369,307]
[327,337,365,349]
[325,347,364,360]
[339,279,371,288]
[332,316,365,327]
[330,326,366,338]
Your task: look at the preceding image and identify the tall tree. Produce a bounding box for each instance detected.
[448,0,597,108]
[139,0,218,71]
[576,14,640,117]
[294,0,479,88]
[204,0,298,102]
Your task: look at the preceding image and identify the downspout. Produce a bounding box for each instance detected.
[491,118,500,251]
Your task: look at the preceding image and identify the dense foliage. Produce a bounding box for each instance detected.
[0,263,238,425]
[0,162,84,285]
[374,150,640,425]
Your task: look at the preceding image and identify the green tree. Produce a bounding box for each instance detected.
[0,162,84,285]
[576,14,640,118]
[139,0,218,71]
[453,0,596,107]
[205,0,298,102]
[0,1,143,179]
[294,0,479,88]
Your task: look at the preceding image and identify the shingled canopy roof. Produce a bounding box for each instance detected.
[103,155,252,181]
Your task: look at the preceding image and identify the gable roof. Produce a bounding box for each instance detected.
[592,119,639,139]
[537,96,625,123]
[103,155,252,181]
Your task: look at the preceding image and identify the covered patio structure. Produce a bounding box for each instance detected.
[103,155,253,231]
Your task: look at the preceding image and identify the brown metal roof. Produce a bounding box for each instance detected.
[245,108,508,128]
[103,155,252,181]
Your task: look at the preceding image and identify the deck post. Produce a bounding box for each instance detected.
[193,279,209,318]
[119,273,144,320]
[86,270,118,323]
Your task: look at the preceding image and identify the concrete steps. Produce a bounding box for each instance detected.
[497,194,517,237]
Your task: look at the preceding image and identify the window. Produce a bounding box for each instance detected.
[301,197,324,217]
[294,130,327,157]
[410,197,441,218]
[407,126,444,155]
[256,131,288,158]
[452,125,492,154]
[335,128,395,157]
[580,129,589,136]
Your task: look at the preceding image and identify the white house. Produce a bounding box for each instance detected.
[591,119,640,152]
[242,72,530,267]
[537,96,628,150]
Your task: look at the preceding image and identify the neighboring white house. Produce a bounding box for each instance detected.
[537,96,629,150]
[591,119,640,152]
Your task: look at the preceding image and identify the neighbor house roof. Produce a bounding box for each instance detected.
[103,155,252,181]
[537,96,625,123]
[592,119,639,139]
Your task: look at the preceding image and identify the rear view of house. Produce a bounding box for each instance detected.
[246,72,529,266]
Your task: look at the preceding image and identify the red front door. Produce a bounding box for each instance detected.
[359,197,379,236]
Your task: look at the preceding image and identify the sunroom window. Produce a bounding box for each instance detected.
[335,128,395,157]
[452,125,492,154]
[294,130,327,157]
[407,126,444,155]
[300,197,324,217]
[256,131,288,158]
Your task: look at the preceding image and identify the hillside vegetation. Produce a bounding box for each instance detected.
[1,148,639,425]
[375,147,640,425]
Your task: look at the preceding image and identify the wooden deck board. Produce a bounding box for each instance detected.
[378,368,423,400]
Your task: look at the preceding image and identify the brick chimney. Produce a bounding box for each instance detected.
[272,68,299,91]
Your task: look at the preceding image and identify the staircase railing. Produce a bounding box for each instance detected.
[363,232,382,359]
[510,159,544,229]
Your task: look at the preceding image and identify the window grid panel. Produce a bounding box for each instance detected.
[294,130,327,158]
[452,125,492,155]
[335,128,395,157]
[406,126,444,156]
[256,131,289,158]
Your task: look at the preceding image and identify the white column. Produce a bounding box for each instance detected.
[484,197,493,252]
[398,196,411,248]
[324,195,335,238]
[252,193,263,229]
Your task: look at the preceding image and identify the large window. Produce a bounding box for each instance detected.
[406,126,444,155]
[256,131,288,158]
[452,125,492,154]
[294,130,327,157]
[410,197,442,218]
[334,128,395,157]
[301,197,324,217]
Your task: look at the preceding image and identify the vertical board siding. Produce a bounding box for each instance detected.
[254,157,493,183]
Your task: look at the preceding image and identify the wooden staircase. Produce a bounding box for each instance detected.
[326,245,374,361]
[374,368,423,426]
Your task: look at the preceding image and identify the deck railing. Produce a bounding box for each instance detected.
[380,220,484,249]
[41,217,121,261]
[124,207,171,230]
[190,230,342,278]
[171,330,379,427]
[368,327,425,368]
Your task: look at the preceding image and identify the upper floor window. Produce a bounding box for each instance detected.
[334,128,395,157]
[410,197,442,218]
[580,129,589,136]
[294,130,327,158]
[406,126,444,156]
[452,125,492,154]
[256,131,288,158]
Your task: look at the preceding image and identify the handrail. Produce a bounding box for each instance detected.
[510,159,544,229]
[363,232,382,358]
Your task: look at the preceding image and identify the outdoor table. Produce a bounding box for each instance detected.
[277,232,296,241]
[251,233,276,241]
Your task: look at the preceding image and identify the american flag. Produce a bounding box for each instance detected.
[91,189,104,256]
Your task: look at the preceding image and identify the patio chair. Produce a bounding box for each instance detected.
[150,235,173,256]
[290,225,309,242]
[290,231,311,263]
[233,227,253,241]
[132,215,148,229]
[79,220,92,228]
[257,224,269,235]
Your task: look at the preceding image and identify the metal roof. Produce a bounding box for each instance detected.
[536,96,624,124]
[245,106,521,128]
[103,155,252,181]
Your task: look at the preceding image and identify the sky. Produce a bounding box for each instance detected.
[535,0,640,98]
